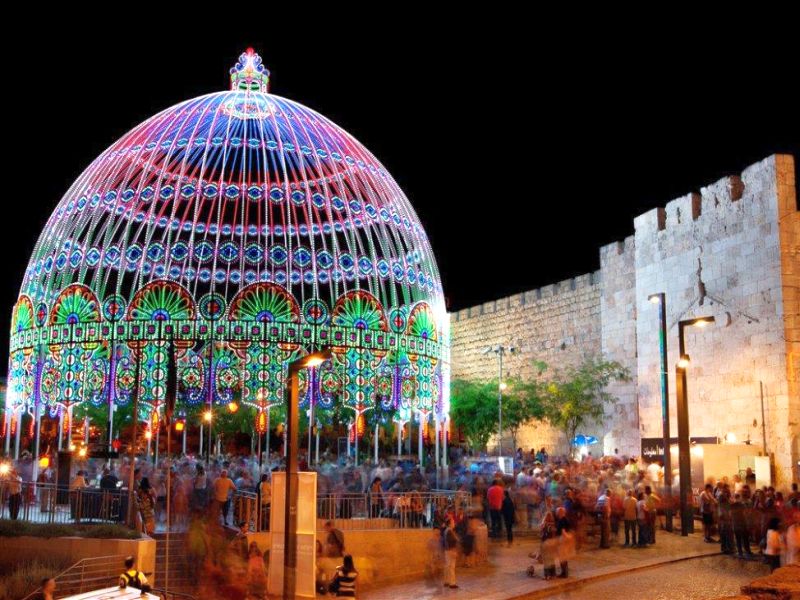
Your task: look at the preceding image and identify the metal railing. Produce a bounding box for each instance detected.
[232,488,470,532]
[231,489,259,531]
[150,589,198,600]
[21,554,130,599]
[0,480,130,525]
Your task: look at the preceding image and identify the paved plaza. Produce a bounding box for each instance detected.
[360,532,730,600]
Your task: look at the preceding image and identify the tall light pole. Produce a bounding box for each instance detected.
[284,348,331,600]
[484,345,515,456]
[676,316,715,536]
[648,293,673,532]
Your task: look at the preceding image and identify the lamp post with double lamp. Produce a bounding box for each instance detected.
[676,316,715,536]
[648,293,673,532]
[284,348,332,600]
[483,345,515,457]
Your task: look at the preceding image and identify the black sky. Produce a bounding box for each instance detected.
[1,14,798,364]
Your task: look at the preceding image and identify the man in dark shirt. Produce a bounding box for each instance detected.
[731,493,751,556]
[744,468,756,487]
[100,467,119,490]
[324,520,345,557]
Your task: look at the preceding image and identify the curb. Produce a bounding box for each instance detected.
[508,550,724,599]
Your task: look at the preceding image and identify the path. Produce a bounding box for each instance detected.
[361,531,727,600]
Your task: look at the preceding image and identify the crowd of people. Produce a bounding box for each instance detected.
[3,445,800,596]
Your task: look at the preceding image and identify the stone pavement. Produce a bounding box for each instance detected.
[360,530,722,600]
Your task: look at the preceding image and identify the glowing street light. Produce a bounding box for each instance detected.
[203,410,213,423]
[676,315,716,536]
[283,348,332,599]
[483,345,516,457]
[648,291,672,531]
[227,402,239,414]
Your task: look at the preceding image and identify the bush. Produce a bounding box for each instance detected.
[0,556,73,600]
[0,519,140,540]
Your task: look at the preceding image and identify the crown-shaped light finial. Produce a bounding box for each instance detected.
[230,48,270,93]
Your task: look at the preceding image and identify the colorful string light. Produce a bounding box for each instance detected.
[7,50,449,429]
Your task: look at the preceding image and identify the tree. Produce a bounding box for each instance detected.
[450,376,545,452]
[450,379,499,451]
[540,357,630,456]
[502,375,545,451]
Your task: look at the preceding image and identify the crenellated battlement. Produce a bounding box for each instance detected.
[451,271,601,322]
[452,155,794,325]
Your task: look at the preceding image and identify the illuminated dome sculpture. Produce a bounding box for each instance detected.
[7,49,448,449]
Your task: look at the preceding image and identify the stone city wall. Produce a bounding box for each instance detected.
[449,273,604,455]
[448,154,799,483]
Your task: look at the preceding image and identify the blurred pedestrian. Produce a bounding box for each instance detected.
[441,516,460,589]
[487,479,504,538]
[731,493,752,557]
[501,489,516,546]
[623,489,637,547]
[540,503,559,578]
[324,520,345,557]
[764,516,782,572]
[258,473,271,531]
[645,485,660,544]
[36,577,56,600]
[246,542,267,599]
[636,491,649,547]
[596,488,611,549]
[213,469,237,526]
[785,511,799,565]
[700,483,717,543]
[718,489,734,554]
[137,478,156,535]
[6,467,22,520]
[555,506,573,578]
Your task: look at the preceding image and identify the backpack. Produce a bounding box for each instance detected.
[120,570,143,589]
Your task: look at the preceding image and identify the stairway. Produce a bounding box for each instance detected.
[153,532,195,595]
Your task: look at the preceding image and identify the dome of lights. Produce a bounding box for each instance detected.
[8,49,448,432]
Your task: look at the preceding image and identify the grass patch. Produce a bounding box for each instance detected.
[0,519,140,540]
[0,556,73,600]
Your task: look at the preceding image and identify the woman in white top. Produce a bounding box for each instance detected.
[764,516,782,572]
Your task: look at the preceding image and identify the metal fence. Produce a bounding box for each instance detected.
[232,488,470,532]
[0,480,130,525]
[21,554,129,599]
[20,553,199,600]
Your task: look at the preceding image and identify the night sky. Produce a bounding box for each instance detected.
[1,17,797,364]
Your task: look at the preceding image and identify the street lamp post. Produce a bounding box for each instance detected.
[484,345,515,457]
[284,348,331,600]
[676,316,715,536]
[203,409,212,466]
[648,293,673,532]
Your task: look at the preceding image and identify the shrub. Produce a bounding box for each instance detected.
[0,556,73,600]
[0,519,140,540]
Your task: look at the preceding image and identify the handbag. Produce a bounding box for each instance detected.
[559,530,577,560]
[328,573,340,594]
